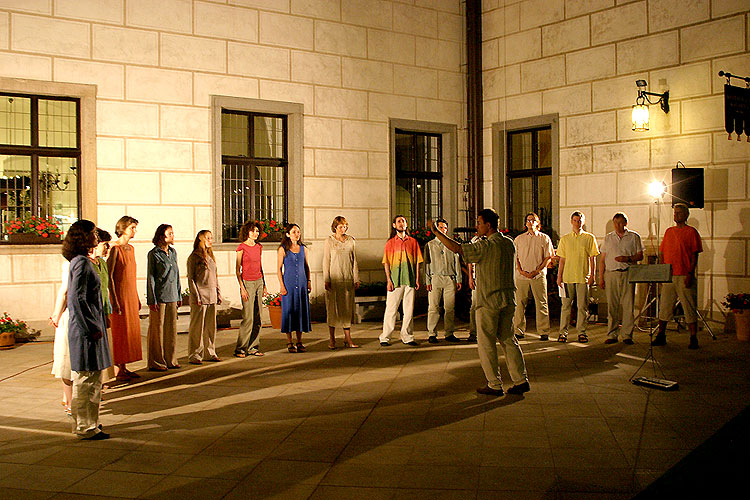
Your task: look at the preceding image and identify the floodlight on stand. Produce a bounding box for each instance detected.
[647,181,667,199]
[632,80,669,132]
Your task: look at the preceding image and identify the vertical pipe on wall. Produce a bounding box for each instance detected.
[465,0,483,226]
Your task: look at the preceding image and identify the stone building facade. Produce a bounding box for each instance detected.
[1,0,749,323]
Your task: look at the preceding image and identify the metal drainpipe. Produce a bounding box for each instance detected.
[465,0,483,227]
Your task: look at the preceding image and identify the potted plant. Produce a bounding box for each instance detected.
[256,219,286,242]
[4,216,63,244]
[263,292,283,329]
[723,293,750,342]
[0,312,27,349]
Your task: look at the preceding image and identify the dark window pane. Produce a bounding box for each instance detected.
[39,156,78,234]
[0,96,31,146]
[39,99,77,148]
[395,132,414,172]
[254,116,283,158]
[395,177,412,221]
[0,155,32,235]
[222,113,249,157]
[538,128,551,169]
[537,174,552,230]
[508,131,532,171]
[509,176,533,232]
[222,162,252,241]
[254,165,284,222]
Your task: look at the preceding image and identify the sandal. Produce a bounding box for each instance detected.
[287,343,297,353]
[557,333,567,343]
[249,350,265,357]
[578,333,588,343]
[343,342,359,348]
[233,352,247,358]
[296,342,306,353]
[328,342,336,350]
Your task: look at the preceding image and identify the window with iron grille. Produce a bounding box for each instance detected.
[221,110,287,242]
[1,93,80,240]
[394,130,442,231]
[506,126,553,235]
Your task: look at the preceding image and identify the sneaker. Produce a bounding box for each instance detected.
[445,335,461,343]
[539,334,549,341]
[623,338,634,345]
[651,334,666,346]
[476,385,504,396]
[466,335,477,343]
[604,338,618,345]
[380,341,390,346]
[688,336,699,350]
[507,381,530,395]
[428,336,438,344]
[515,333,525,339]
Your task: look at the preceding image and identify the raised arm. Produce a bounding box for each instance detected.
[430,221,463,256]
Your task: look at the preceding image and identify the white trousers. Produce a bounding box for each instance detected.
[477,305,528,389]
[513,275,550,336]
[560,283,590,335]
[380,285,415,343]
[605,271,635,340]
[72,370,103,438]
[427,275,456,337]
[659,275,698,324]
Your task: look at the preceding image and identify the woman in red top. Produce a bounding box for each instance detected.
[234,220,267,357]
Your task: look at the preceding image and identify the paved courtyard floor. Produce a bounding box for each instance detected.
[1,314,748,500]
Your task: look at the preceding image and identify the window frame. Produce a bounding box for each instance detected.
[0,77,96,250]
[492,114,560,241]
[211,96,304,248]
[389,118,458,235]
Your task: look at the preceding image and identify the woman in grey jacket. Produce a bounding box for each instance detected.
[187,230,222,364]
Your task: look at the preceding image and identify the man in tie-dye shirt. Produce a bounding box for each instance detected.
[380,215,423,346]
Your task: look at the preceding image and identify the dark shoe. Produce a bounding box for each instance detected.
[206,357,222,362]
[296,343,306,353]
[539,334,549,341]
[651,334,666,346]
[466,335,477,343]
[428,336,438,344]
[380,341,390,347]
[578,333,588,343]
[148,366,168,372]
[507,381,530,395]
[188,360,202,365]
[83,431,110,441]
[688,336,699,350]
[557,333,567,343]
[515,333,525,339]
[405,341,419,346]
[167,364,181,369]
[604,338,618,345]
[287,343,297,353]
[476,385,504,396]
[445,334,461,343]
[623,338,634,345]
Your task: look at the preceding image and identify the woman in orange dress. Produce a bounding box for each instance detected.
[108,216,143,381]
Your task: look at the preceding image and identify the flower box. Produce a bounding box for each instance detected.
[8,233,61,244]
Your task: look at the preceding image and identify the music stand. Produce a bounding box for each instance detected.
[628,264,678,390]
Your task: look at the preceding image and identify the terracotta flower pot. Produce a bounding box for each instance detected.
[735,309,750,342]
[0,330,15,349]
[267,304,282,329]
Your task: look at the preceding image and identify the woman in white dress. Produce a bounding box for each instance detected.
[323,216,360,349]
[50,259,72,417]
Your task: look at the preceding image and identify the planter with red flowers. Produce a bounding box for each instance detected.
[4,216,63,244]
[256,219,286,242]
[723,293,750,342]
[263,292,283,329]
[0,312,27,350]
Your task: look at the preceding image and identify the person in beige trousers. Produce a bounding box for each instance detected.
[187,230,222,364]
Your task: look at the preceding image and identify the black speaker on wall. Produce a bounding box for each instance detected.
[671,167,704,209]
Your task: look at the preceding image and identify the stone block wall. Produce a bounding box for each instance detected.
[0,0,466,321]
[483,0,750,318]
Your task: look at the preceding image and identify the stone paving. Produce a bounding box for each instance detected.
[0,315,748,500]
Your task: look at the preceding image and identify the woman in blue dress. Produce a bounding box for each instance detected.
[276,223,311,352]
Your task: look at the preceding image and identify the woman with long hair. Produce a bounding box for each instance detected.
[187,230,222,364]
[323,216,360,349]
[146,224,181,371]
[50,251,73,417]
[277,223,311,353]
[91,228,115,383]
[107,216,142,381]
[63,219,112,440]
[234,220,266,357]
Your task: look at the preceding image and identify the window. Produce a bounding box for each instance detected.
[394,130,442,231]
[506,127,552,234]
[492,114,559,240]
[1,93,80,239]
[221,110,287,241]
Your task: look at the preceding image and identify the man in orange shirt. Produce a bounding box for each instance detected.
[653,203,703,349]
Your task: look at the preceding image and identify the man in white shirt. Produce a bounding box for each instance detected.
[512,212,554,341]
[599,212,644,345]
[424,218,462,343]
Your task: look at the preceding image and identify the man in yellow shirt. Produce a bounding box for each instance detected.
[556,211,599,343]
